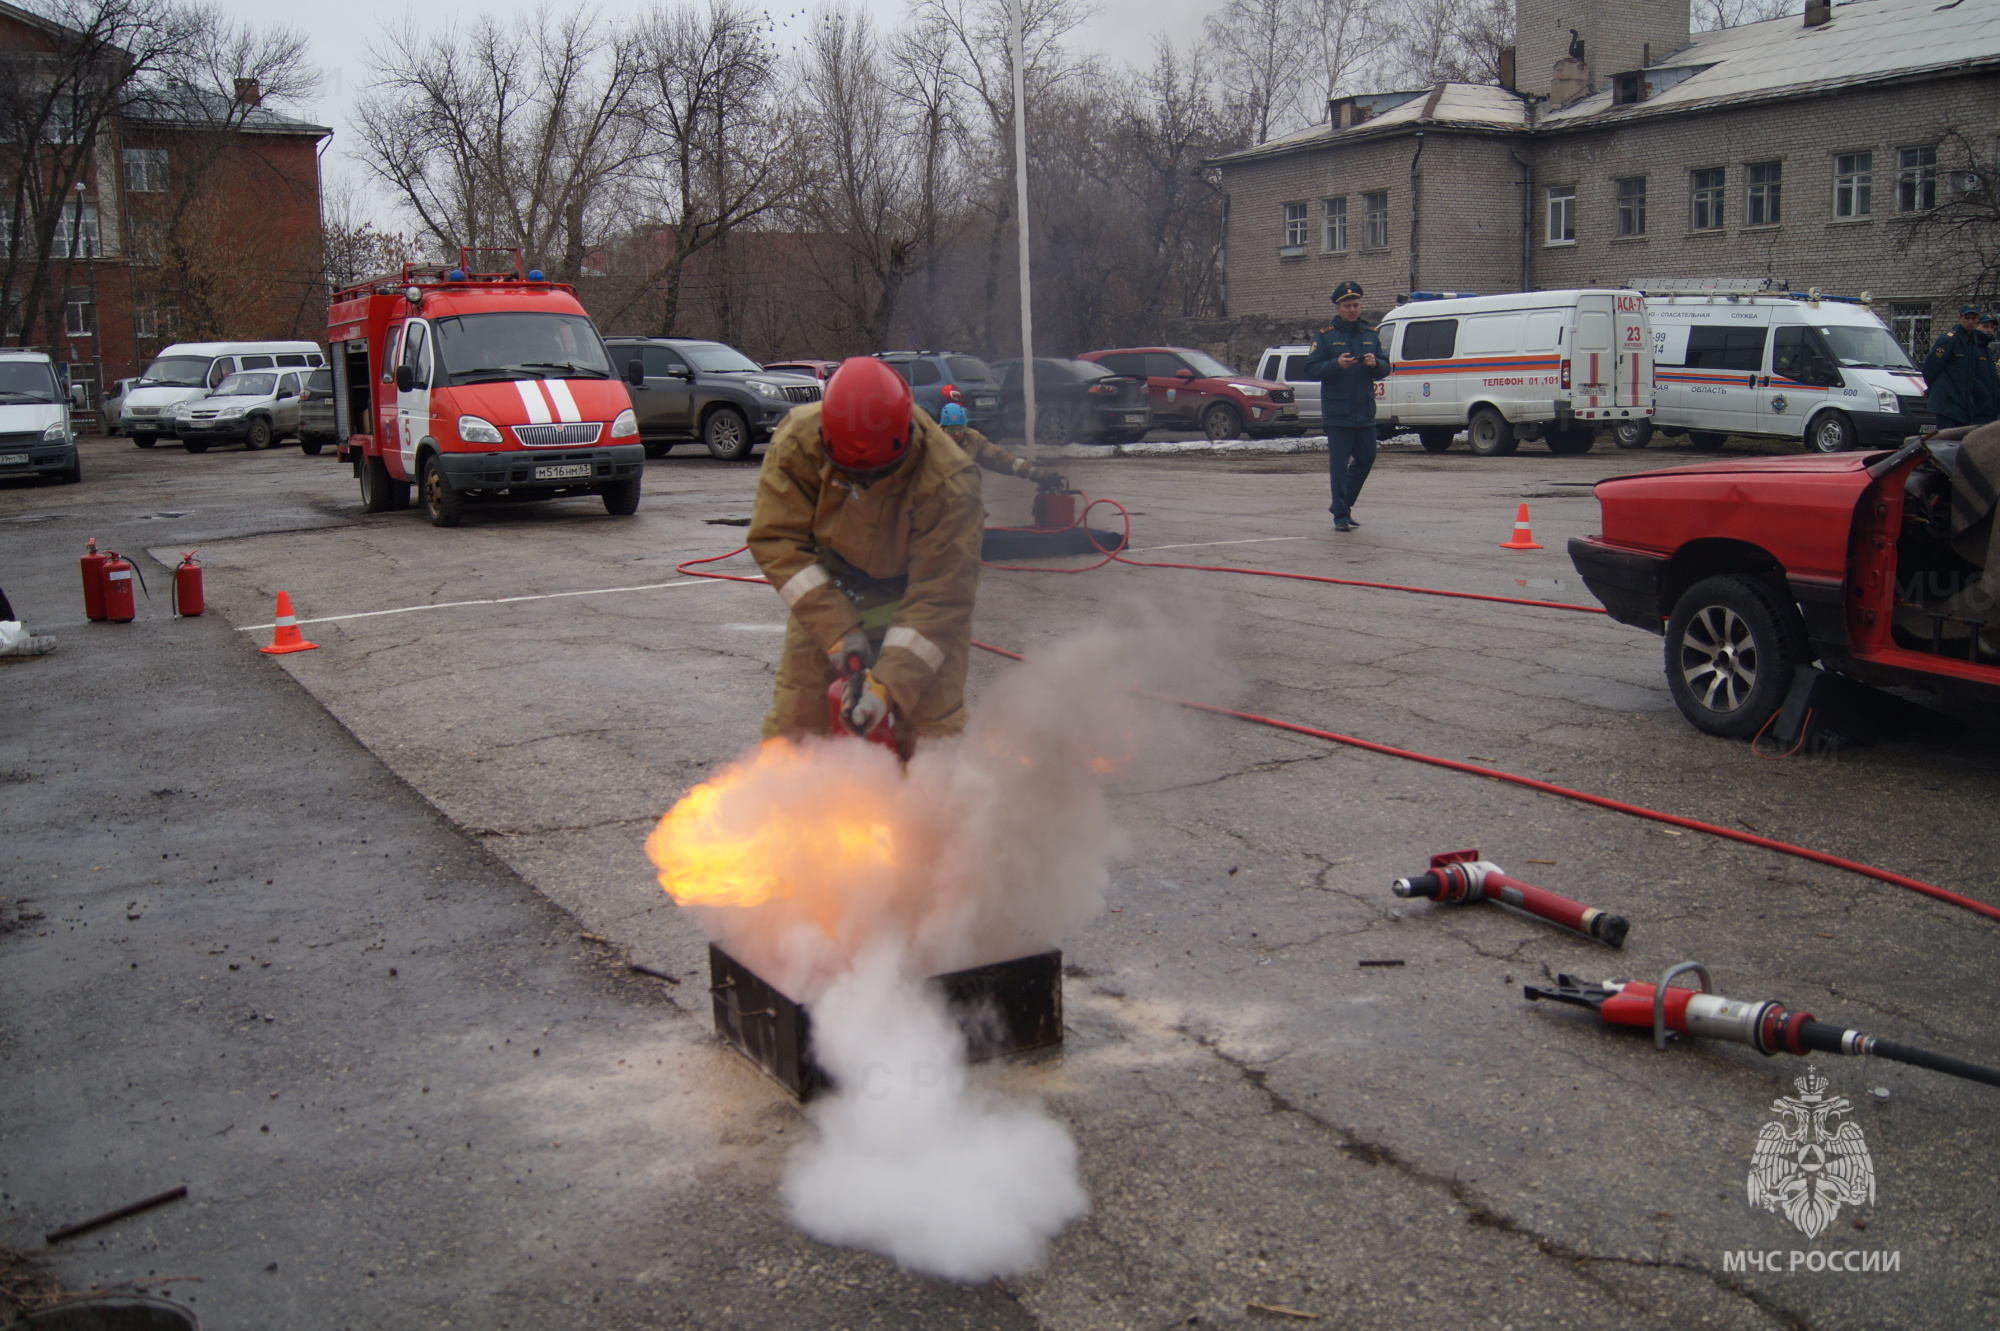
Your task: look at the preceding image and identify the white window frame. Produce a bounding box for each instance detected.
[1834,152,1872,218]
[1545,185,1576,244]
[1746,161,1781,226]
[51,202,98,258]
[1362,191,1388,250]
[1282,201,1308,250]
[1616,176,1646,236]
[1322,196,1346,252]
[121,148,169,194]
[1897,145,1937,213]
[1690,168,1724,231]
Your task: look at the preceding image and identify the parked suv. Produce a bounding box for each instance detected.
[1078,347,1296,440]
[297,367,336,454]
[172,369,305,452]
[605,337,822,461]
[989,358,1151,444]
[874,352,1002,431]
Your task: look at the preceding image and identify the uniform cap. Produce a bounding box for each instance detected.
[1331,281,1364,303]
[820,358,915,477]
[939,401,968,427]
[1961,305,1982,316]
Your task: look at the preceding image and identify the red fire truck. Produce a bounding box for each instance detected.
[328,249,643,526]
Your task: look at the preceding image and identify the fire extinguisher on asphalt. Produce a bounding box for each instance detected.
[171,550,203,618]
[98,551,147,623]
[80,538,107,620]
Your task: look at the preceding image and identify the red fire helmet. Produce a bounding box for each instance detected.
[821,357,914,476]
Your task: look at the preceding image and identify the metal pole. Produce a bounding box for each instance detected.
[1010,0,1036,461]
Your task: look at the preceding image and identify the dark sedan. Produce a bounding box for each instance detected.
[989,358,1151,445]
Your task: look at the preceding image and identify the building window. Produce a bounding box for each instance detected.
[51,202,98,258]
[1545,186,1576,243]
[1363,191,1388,249]
[1612,71,1644,105]
[1690,168,1724,231]
[1834,152,1872,217]
[1282,201,1307,252]
[63,288,93,338]
[1897,145,1937,212]
[122,148,168,194]
[1889,303,1932,362]
[1745,161,1781,226]
[1322,197,1346,252]
[1616,176,1647,236]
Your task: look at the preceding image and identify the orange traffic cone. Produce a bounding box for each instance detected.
[1499,503,1543,550]
[259,591,319,654]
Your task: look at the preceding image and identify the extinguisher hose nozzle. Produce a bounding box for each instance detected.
[1392,872,1442,899]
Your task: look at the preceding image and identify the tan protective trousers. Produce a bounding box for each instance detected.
[762,616,971,759]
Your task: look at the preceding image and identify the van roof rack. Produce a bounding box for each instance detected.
[1405,291,1481,301]
[1632,278,1872,306]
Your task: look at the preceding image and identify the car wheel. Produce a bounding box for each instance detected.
[183,439,209,454]
[301,438,322,456]
[1686,431,1728,452]
[1034,405,1076,447]
[1807,411,1856,454]
[245,417,274,450]
[1612,420,1653,449]
[1467,407,1517,457]
[1546,425,1595,455]
[703,406,752,461]
[360,454,403,512]
[1201,401,1244,441]
[133,437,156,449]
[1664,575,1808,738]
[422,454,463,527]
[1417,428,1455,453]
[642,439,673,459]
[56,453,81,484]
[601,476,642,516]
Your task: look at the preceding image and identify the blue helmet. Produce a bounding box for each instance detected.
[939,402,969,427]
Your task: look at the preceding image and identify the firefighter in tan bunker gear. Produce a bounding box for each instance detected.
[748,357,985,756]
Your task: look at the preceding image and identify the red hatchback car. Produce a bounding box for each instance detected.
[1570,437,2000,737]
[1078,347,1297,440]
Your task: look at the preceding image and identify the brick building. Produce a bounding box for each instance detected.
[0,1,328,417]
[1212,0,2000,356]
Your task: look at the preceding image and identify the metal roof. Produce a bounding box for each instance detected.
[124,86,331,137]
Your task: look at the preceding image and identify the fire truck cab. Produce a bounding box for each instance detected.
[327,250,642,526]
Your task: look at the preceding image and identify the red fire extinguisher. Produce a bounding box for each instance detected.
[80,537,107,620]
[171,550,203,618]
[100,551,142,623]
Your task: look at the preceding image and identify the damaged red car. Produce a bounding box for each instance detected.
[1570,437,2000,736]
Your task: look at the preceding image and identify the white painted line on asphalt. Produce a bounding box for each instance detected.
[1131,536,1309,553]
[234,577,743,631]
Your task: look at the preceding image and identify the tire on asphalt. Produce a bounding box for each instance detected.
[133,436,156,449]
[1612,420,1653,449]
[1664,574,1809,738]
[601,475,641,516]
[1034,405,1075,447]
[1807,410,1856,454]
[1467,407,1518,456]
[245,417,274,450]
[1546,426,1595,454]
[301,438,323,456]
[1687,431,1728,452]
[183,439,209,454]
[1201,401,1244,441]
[703,406,752,461]
[360,454,401,512]
[422,454,464,527]
[1417,427,1455,453]
[642,439,673,459]
[56,453,81,484]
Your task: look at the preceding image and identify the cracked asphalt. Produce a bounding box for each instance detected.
[4,432,1998,1329]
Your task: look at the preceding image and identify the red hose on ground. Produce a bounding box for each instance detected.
[968,638,1999,924]
[674,515,1992,923]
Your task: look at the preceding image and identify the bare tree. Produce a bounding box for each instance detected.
[886,10,968,348]
[601,0,789,334]
[1203,0,1313,145]
[1898,129,2000,309]
[321,183,414,291]
[354,10,644,278]
[1692,0,1800,32]
[1384,0,1512,87]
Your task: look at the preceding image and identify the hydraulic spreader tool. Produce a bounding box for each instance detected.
[1526,963,2000,1089]
[1392,849,1629,947]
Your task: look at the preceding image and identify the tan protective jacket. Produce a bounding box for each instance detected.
[953,427,1037,480]
[748,403,984,719]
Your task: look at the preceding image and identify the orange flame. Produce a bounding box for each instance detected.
[645,738,906,937]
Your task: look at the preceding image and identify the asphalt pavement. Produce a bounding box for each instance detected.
[3,430,1997,1330]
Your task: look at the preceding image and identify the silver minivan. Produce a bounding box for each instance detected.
[121,340,325,447]
[171,368,305,452]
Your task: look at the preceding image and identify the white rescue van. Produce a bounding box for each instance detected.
[1639,292,1930,454]
[1376,290,1652,456]
[120,340,325,447]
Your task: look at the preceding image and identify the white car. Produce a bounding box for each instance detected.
[1255,345,1322,427]
[121,340,324,447]
[172,369,306,453]
[101,377,138,435]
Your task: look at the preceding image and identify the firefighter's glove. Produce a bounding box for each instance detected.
[841,671,893,736]
[827,626,873,676]
[1033,469,1067,493]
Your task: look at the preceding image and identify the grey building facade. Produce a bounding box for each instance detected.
[1213,0,2000,356]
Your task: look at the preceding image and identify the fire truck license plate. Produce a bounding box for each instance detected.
[0,453,28,466]
[536,463,593,480]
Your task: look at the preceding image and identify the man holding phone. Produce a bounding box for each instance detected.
[1305,281,1392,532]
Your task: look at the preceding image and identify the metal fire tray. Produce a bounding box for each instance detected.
[707,944,1063,1099]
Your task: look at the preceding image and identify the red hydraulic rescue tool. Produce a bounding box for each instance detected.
[1392,849,1629,947]
[1526,963,2000,1089]
[827,645,898,752]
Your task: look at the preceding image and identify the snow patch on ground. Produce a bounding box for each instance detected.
[1038,433,1424,459]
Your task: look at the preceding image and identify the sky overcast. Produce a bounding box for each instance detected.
[221,0,1219,226]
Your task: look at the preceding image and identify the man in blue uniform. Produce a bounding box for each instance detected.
[1923,305,1999,429]
[1304,281,1393,531]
